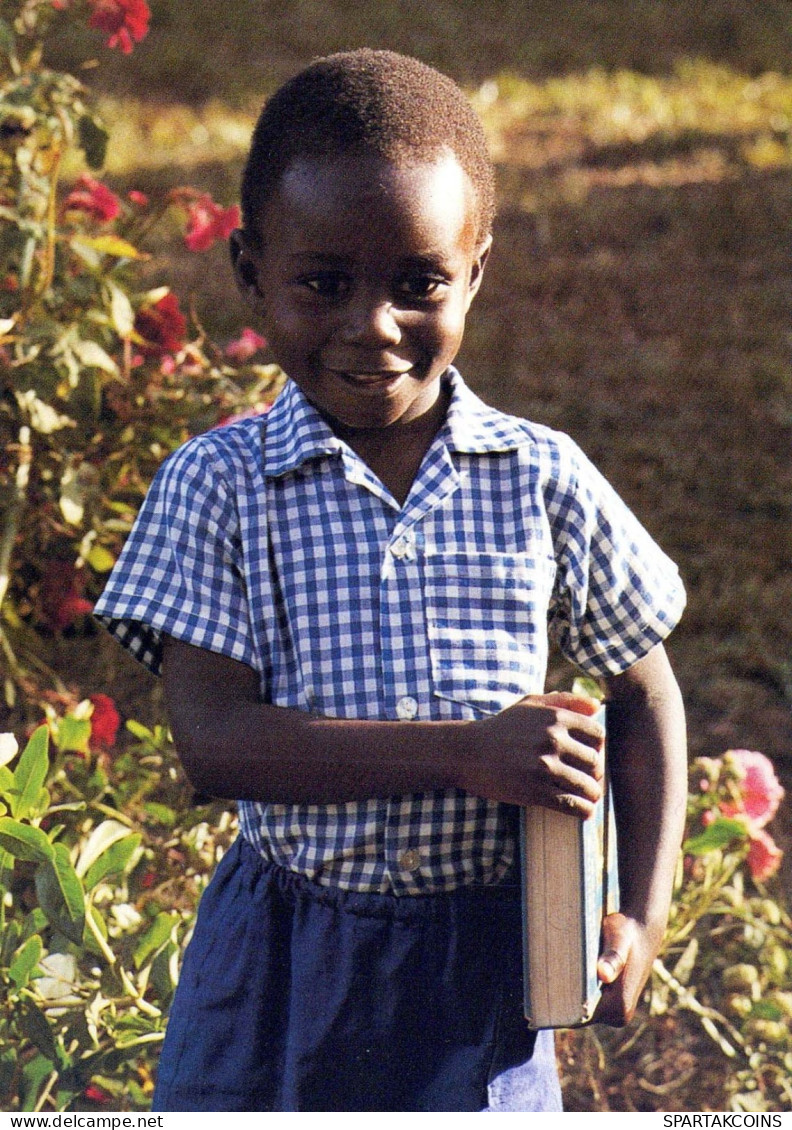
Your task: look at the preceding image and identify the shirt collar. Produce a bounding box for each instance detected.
[262,380,343,477]
[262,366,525,477]
[440,367,526,454]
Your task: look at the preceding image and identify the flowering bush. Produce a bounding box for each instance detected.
[0,705,237,1111]
[0,0,282,706]
[645,751,789,1111]
[691,750,784,882]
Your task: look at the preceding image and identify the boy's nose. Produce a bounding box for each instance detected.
[340,297,401,347]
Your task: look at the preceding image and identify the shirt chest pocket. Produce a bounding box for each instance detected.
[424,551,557,715]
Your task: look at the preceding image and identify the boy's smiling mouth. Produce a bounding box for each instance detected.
[328,367,413,387]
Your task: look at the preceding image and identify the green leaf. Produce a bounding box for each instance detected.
[55,715,91,755]
[143,801,176,827]
[0,1049,17,1106]
[752,999,784,1021]
[83,903,108,954]
[0,764,14,794]
[76,819,130,877]
[684,817,748,856]
[71,337,118,375]
[12,725,49,820]
[86,543,116,573]
[77,114,109,170]
[571,675,605,702]
[35,843,85,945]
[18,1004,58,1064]
[83,833,142,891]
[19,1051,55,1111]
[134,912,179,970]
[125,720,154,741]
[77,818,136,876]
[9,934,43,990]
[108,281,135,338]
[0,818,55,864]
[150,939,179,1001]
[72,234,147,260]
[1,918,21,965]
[0,18,17,59]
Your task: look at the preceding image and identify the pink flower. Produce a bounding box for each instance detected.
[88,694,121,750]
[128,189,149,207]
[225,328,267,362]
[747,828,784,882]
[134,292,186,357]
[721,750,785,829]
[183,194,240,252]
[64,174,120,223]
[87,0,150,54]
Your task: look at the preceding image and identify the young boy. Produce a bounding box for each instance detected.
[94,49,687,1112]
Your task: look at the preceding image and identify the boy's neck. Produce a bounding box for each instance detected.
[327,381,451,507]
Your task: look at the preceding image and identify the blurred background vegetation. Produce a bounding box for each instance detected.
[45,0,792,825]
[3,0,792,1112]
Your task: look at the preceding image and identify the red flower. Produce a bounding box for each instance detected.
[134,291,187,357]
[128,189,149,207]
[183,194,240,252]
[64,174,121,223]
[87,0,150,54]
[721,750,785,829]
[225,328,267,363]
[89,694,121,750]
[39,561,93,631]
[747,828,783,882]
[83,1083,112,1105]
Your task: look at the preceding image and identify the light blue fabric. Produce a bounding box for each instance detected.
[95,367,685,894]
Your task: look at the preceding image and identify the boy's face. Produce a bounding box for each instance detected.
[233,149,490,432]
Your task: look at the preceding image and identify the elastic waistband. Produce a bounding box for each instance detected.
[233,834,520,922]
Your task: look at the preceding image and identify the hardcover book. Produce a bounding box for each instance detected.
[519,706,619,1029]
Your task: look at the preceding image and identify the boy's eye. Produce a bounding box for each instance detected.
[396,273,446,300]
[300,271,350,300]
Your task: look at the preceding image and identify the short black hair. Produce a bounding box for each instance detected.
[240,49,495,248]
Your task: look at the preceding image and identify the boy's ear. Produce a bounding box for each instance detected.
[465,234,492,310]
[230,228,266,315]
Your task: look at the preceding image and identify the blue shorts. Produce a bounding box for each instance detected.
[153,836,562,1112]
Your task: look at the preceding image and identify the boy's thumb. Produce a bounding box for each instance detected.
[540,690,602,717]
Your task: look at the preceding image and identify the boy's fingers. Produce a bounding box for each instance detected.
[598,913,633,983]
[597,947,627,984]
[558,730,605,778]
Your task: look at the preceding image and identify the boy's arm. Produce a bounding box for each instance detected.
[594,643,688,1026]
[160,634,606,812]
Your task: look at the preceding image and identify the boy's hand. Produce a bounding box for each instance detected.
[593,912,664,1026]
[472,691,605,814]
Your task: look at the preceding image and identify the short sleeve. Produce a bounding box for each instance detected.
[93,437,256,676]
[545,435,686,676]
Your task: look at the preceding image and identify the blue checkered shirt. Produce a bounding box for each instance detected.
[95,368,685,894]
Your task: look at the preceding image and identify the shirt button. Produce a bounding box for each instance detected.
[390,531,415,560]
[396,696,418,720]
[398,848,422,871]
